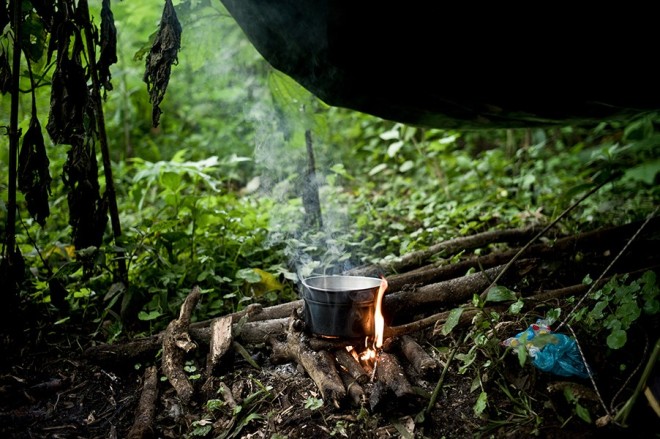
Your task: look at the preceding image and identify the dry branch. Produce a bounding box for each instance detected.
[347,226,542,277]
[127,365,158,439]
[162,286,201,404]
[383,261,533,318]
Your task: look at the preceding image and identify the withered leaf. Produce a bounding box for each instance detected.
[0,52,10,95]
[18,110,52,226]
[97,0,118,91]
[63,138,108,251]
[46,29,91,145]
[144,0,182,127]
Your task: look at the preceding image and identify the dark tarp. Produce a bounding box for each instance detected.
[220,2,660,129]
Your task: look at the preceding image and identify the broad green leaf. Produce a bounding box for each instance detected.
[516,344,527,367]
[486,285,517,303]
[473,391,488,417]
[236,268,262,283]
[399,160,414,173]
[441,307,464,336]
[387,141,404,157]
[138,310,162,321]
[607,329,627,349]
[508,299,524,314]
[369,163,388,176]
[575,402,592,424]
[588,300,608,320]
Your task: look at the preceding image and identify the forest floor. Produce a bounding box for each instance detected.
[1,314,658,438]
[1,222,659,438]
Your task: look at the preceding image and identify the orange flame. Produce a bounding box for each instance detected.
[373,276,388,349]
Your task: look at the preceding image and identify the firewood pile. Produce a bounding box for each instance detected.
[85,217,659,436]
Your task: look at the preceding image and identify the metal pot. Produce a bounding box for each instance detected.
[300,275,381,338]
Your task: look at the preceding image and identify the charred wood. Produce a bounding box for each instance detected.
[339,369,365,406]
[334,348,369,385]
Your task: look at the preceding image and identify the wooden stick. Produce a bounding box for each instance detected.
[205,316,233,376]
[126,365,158,439]
[269,320,346,407]
[334,348,369,385]
[384,261,533,317]
[338,368,365,406]
[399,335,439,377]
[375,351,415,398]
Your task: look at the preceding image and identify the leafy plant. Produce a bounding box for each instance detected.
[573,271,659,349]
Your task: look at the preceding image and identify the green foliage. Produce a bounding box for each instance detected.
[573,271,659,350]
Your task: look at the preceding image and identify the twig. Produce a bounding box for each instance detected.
[426,342,458,415]
[555,207,659,332]
[479,179,609,301]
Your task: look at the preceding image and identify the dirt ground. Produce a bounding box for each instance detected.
[1,304,658,439]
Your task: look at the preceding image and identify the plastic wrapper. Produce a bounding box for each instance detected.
[503,319,589,378]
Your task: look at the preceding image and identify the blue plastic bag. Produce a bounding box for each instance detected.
[503,319,589,378]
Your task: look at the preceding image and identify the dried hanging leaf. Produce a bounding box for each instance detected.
[18,110,52,226]
[63,138,108,250]
[46,29,91,145]
[144,0,181,127]
[0,52,10,95]
[97,0,117,91]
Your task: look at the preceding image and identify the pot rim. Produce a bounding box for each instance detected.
[301,275,382,292]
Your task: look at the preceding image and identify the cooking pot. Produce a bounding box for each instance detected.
[300,275,381,338]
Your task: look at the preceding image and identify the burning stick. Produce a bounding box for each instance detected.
[335,348,369,385]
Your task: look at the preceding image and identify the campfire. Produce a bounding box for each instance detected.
[267,274,438,409]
